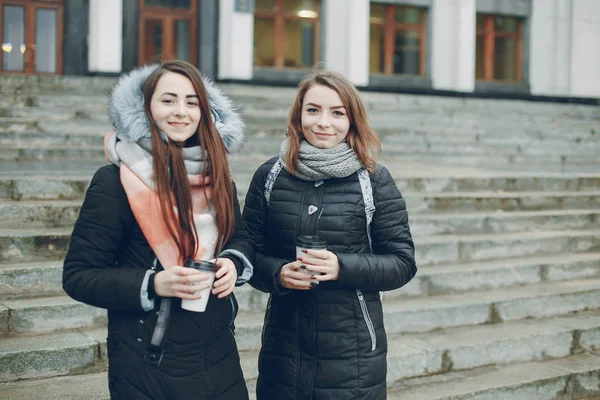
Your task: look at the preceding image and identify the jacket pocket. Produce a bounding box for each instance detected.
[356,289,376,351]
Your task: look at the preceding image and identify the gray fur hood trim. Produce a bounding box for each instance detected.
[108,64,245,153]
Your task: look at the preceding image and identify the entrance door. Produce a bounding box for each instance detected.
[0,0,63,74]
[138,0,197,65]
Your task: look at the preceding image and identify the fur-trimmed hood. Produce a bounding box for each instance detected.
[108,64,245,153]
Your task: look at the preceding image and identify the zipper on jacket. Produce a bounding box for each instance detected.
[229,294,237,335]
[261,295,272,343]
[356,289,376,351]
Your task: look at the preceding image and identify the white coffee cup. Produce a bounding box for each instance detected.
[296,235,327,276]
[181,259,217,312]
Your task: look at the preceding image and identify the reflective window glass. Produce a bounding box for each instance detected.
[35,8,57,73]
[394,6,422,24]
[254,17,275,66]
[393,31,420,75]
[3,5,25,71]
[494,36,518,80]
[284,20,315,68]
[174,20,190,61]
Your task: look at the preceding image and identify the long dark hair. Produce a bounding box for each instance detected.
[286,69,381,174]
[142,60,234,262]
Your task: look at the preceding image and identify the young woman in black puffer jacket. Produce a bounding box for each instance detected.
[63,60,253,399]
[243,69,417,400]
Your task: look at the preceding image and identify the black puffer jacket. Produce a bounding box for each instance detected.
[64,165,251,399]
[243,157,417,400]
[63,64,253,400]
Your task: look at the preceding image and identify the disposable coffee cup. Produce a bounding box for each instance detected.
[181,259,217,312]
[296,236,327,276]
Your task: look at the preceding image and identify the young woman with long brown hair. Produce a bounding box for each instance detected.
[63,60,253,399]
[243,69,417,399]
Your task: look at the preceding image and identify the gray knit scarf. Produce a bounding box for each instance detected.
[104,132,206,189]
[278,138,363,181]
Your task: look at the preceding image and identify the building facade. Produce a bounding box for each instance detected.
[1,0,599,99]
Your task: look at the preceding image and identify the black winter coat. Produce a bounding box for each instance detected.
[63,165,252,400]
[243,157,417,400]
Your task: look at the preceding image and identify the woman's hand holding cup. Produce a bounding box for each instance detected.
[211,258,238,299]
[279,261,315,290]
[298,249,340,282]
[154,265,211,299]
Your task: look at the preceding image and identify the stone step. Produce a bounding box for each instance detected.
[417,229,600,266]
[4,169,600,202]
[2,252,599,311]
[3,118,595,150]
[1,75,597,114]
[0,200,81,228]
[413,209,600,236]
[5,276,600,350]
[2,124,597,152]
[2,87,597,120]
[0,261,63,301]
[0,176,92,201]
[389,352,600,400]
[0,372,111,400]
[1,308,599,391]
[2,351,599,400]
[2,227,599,265]
[0,228,72,264]
[392,252,600,299]
[2,172,599,200]
[3,193,598,233]
[0,296,106,336]
[3,140,600,164]
[3,96,597,127]
[1,151,597,176]
[0,106,109,124]
[386,311,600,383]
[201,281,600,347]
[383,278,600,333]
[385,153,600,171]
[0,145,108,162]
[406,191,600,213]
[0,329,103,382]
[0,131,107,147]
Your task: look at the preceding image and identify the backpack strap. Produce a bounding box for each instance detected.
[357,168,375,251]
[264,158,284,206]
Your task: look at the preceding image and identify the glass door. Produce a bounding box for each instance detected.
[138,0,196,65]
[0,0,63,74]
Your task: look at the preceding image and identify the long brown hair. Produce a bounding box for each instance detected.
[142,60,234,262]
[285,69,381,174]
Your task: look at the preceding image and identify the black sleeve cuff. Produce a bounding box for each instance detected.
[221,256,244,277]
[148,272,157,300]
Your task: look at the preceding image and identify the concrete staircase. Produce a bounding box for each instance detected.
[0,74,599,399]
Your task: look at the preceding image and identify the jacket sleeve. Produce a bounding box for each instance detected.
[62,165,151,311]
[335,166,417,292]
[219,180,255,286]
[242,162,290,294]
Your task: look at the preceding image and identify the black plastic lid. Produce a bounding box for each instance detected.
[296,235,327,249]
[184,259,217,272]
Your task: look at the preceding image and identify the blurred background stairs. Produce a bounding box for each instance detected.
[0,74,599,400]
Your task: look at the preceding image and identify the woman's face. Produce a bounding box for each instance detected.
[301,85,350,149]
[150,71,201,144]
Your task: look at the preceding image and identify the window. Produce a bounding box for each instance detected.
[254,0,320,69]
[476,14,524,82]
[138,0,197,64]
[369,3,427,76]
[0,0,64,74]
